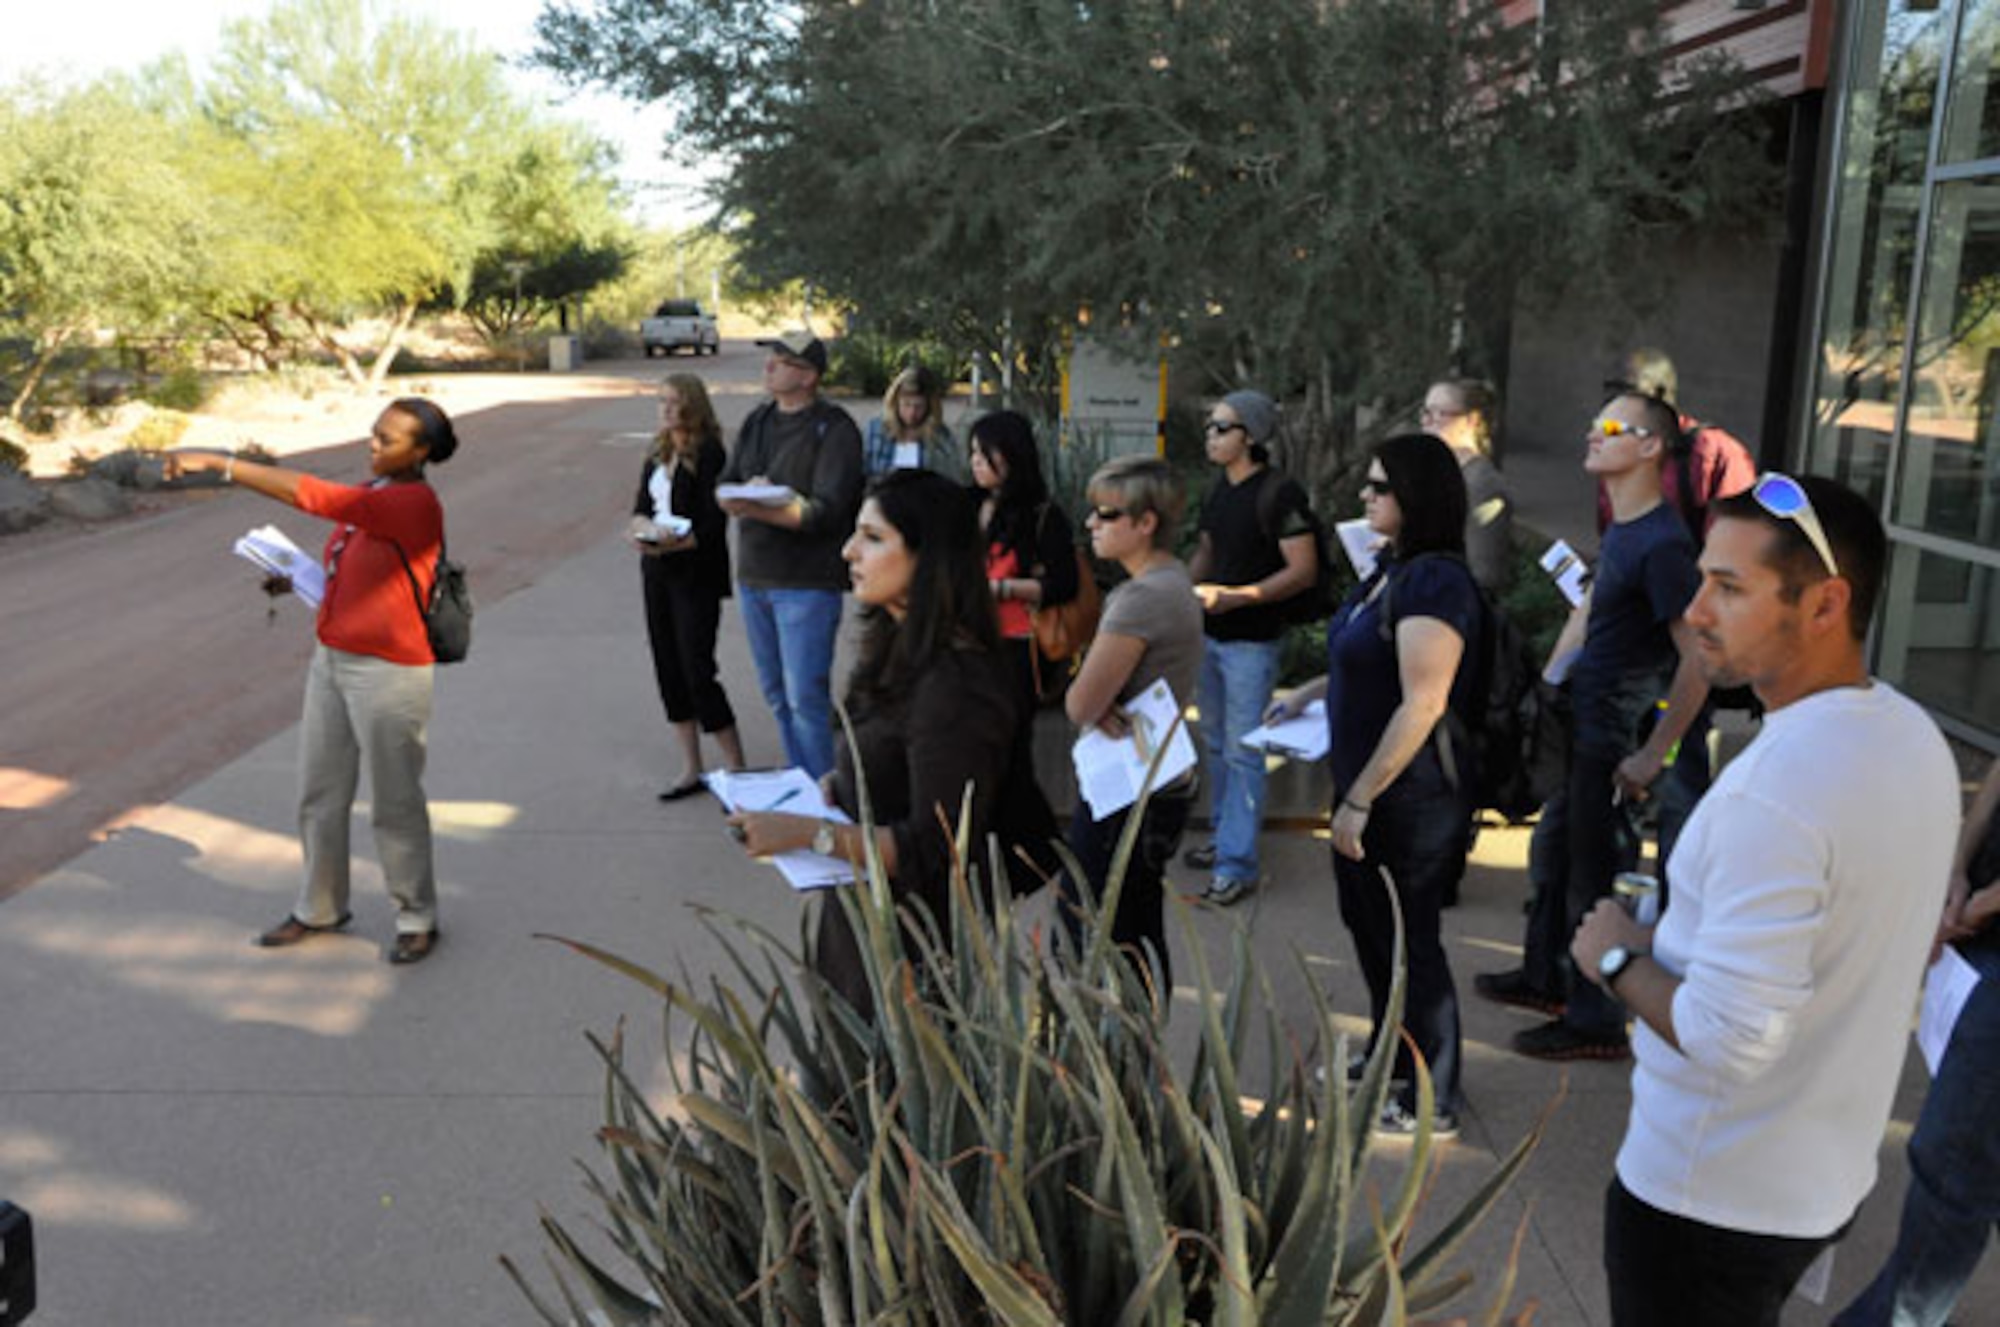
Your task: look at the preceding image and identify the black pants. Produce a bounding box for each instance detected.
[1524,743,1637,1035]
[1604,1177,1841,1327]
[1060,788,1192,997]
[641,560,735,732]
[995,636,1063,888]
[1332,778,1470,1114]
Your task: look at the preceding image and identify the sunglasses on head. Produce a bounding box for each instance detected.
[1751,473,1840,579]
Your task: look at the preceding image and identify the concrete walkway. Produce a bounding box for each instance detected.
[3,383,1995,1325]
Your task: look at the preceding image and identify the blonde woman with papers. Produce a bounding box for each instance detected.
[166,399,459,965]
[1058,456,1204,1002]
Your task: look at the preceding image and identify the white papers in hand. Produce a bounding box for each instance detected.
[652,514,693,538]
[717,482,798,507]
[1241,700,1329,762]
[233,525,325,608]
[703,767,856,891]
[1336,519,1381,581]
[1919,945,1982,1075]
[1540,539,1591,608]
[1071,678,1198,821]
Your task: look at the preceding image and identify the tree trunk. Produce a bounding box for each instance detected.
[364,301,419,392]
[293,305,366,386]
[7,326,75,422]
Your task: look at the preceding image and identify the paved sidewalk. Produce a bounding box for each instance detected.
[3,388,1994,1325]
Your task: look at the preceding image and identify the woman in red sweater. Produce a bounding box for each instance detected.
[168,398,457,964]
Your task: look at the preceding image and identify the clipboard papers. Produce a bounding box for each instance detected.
[1071,678,1198,821]
[233,524,326,608]
[1540,539,1591,608]
[703,767,856,891]
[716,482,798,507]
[1335,518,1381,581]
[1241,700,1330,762]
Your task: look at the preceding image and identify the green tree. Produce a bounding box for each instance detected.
[0,80,201,420]
[538,0,1779,489]
[191,0,531,387]
[453,124,635,343]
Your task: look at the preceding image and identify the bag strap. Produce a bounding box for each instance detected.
[389,525,448,618]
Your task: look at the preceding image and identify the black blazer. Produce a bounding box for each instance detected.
[633,437,731,598]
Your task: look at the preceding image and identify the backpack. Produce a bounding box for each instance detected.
[393,531,473,665]
[1668,418,1756,537]
[1379,552,1563,822]
[1252,468,1339,626]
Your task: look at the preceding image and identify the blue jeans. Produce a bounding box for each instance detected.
[1196,636,1282,884]
[1835,942,2000,1326]
[738,585,842,779]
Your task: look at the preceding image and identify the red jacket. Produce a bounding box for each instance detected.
[297,475,444,665]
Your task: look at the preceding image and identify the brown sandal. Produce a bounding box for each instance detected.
[255,912,352,948]
[388,930,439,965]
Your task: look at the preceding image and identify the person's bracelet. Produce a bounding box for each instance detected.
[1340,797,1371,814]
[223,456,236,485]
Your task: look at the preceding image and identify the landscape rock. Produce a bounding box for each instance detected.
[0,470,51,534]
[87,449,169,490]
[48,476,133,522]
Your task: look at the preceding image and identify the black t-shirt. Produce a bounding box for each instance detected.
[1568,502,1699,731]
[1198,468,1314,642]
[1324,554,1483,792]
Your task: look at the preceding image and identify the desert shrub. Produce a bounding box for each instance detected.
[826,330,962,398]
[147,366,211,412]
[127,411,191,452]
[507,744,1544,1326]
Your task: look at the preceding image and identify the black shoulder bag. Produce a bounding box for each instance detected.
[392,531,473,665]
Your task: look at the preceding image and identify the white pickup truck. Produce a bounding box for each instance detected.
[641,299,720,357]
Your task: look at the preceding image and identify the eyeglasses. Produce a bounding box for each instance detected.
[1090,505,1133,523]
[1361,478,1394,498]
[1203,419,1243,437]
[1751,472,1840,579]
[1592,417,1655,439]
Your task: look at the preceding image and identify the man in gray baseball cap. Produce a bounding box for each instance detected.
[718,327,862,777]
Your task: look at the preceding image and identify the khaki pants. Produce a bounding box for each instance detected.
[295,644,437,934]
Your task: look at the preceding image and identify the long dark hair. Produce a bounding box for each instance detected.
[848,470,1000,708]
[1375,433,1467,559]
[968,411,1051,551]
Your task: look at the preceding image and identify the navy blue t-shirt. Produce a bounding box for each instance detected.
[1324,553,1483,792]
[1567,502,1700,743]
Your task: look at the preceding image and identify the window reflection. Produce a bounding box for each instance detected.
[1807,0,1948,506]
[1878,543,2000,731]
[1943,0,2000,164]
[1893,179,2000,548]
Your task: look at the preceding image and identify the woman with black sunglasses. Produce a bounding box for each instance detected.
[1269,433,1482,1136]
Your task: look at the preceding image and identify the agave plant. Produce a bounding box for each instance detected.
[504,730,1545,1325]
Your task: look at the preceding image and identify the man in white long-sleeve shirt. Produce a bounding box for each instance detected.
[1573,474,1959,1327]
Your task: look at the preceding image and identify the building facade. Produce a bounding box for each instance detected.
[1804,0,2000,744]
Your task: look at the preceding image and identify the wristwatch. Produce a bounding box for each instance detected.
[812,822,838,857]
[1599,945,1647,991]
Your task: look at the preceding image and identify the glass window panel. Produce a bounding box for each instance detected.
[1875,542,2000,732]
[1942,0,2000,163]
[1891,179,2000,548]
[1804,1,1951,505]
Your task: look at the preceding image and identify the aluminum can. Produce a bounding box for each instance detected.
[1613,872,1661,926]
